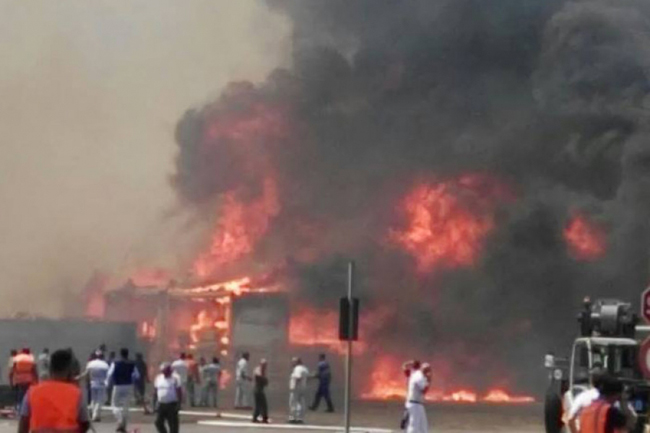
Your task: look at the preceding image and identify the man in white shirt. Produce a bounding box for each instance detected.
[405,361,429,433]
[234,353,251,409]
[567,367,605,433]
[37,348,50,381]
[171,353,189,407]
[84,352,110,422]
[288,357,310,424]
[154,363,182,433]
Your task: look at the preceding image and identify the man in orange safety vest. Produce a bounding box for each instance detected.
[18,349,89,433]
[12,348,37,412]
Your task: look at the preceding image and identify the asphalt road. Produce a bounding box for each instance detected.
[0,400,545,433]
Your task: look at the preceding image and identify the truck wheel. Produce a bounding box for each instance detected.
[631,419,645,433]
[544,389,564,433]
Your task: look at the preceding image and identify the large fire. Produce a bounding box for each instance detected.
[391,174,510,272]
[360,355,534,404]
[190,85,290,279]
[288,307,367,355]
[193,178,280,278]
[564,211,606,261]
[184,278,269,354]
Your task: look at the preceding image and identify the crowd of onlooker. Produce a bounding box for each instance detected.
[7,345,335,433]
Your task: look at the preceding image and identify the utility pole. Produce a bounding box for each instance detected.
[344,261,354,433]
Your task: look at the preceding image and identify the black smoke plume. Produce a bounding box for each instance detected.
[172,0,650,392]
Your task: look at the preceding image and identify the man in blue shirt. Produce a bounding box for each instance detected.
[106,348,139,433]
[309,354,334,413]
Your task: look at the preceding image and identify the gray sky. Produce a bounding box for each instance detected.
[0,0,289,315]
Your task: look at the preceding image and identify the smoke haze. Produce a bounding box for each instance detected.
[0,0,289,316]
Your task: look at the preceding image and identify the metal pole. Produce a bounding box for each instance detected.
[344,261,354,433]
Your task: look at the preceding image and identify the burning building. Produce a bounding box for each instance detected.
[89,0,650,402]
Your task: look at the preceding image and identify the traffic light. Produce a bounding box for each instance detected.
[339,297,359,341]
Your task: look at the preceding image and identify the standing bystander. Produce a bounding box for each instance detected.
[252,359,269,423]
[200,357,221,409]
[234,353,251,409]
[171,353,189,407]
[186,354,200,407]
[36,349,50,381]
[288,357,309,424]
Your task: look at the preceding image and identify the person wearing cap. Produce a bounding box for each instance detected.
[18,349,89,433]
[153,363,182,433]
[579,374,637,433]
[288,357,310,424]
[252,359,269,423]
[405,360,429,433]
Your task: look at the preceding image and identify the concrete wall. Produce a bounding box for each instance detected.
[0,318,139,383]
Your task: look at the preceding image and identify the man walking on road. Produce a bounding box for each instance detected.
[234,352,251,409]
[107,348,139,433]
[405,361,429,433]
[154,363,182,433]
[288,357,309,424]
[82,352,110,422]
[310,353,334,413]
[135,353,151,414]
[18,349,89,433]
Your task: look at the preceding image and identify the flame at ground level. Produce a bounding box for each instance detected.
[360,386,535,404]
[360,356,535,404]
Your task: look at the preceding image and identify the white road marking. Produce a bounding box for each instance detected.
[198,419,393,433]
[101,406,252,419]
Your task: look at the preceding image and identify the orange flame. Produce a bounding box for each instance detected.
[391,174,510,272]
[360,355,535,404]
[287,305,391,355]
[483,389,535,404]
[564,212,606,261]
[288,307,363,355]
[194,179,280,278]
[139,320,157,340]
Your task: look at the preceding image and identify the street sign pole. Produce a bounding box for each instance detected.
[639,337,650,379]
[642,286,650,323]
[344,261,354,433]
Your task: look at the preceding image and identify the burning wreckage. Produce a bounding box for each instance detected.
[85,0,650,406]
